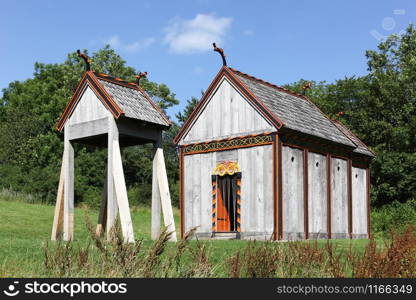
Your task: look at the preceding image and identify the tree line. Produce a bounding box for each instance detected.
[1,26,415,208]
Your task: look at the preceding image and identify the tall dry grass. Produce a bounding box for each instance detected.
[43,217,416,278]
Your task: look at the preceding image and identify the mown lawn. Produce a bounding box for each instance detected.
[0,199,373,277]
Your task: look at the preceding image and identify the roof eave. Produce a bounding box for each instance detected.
[56,71,124,131]
[173,66,285,144]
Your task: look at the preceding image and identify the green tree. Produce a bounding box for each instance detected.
[0,46,180,205]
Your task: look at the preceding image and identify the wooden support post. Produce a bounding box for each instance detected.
[112,138,135,243]
[109,117,135,243]
[151,139,162,240]
[272,134,278,240]
[277,136,283,240]
[179,147,185,239]
[96,176,108,237]
[366,168,371,239]
[153,142,177,242]
[51,151,65,240]
[107,117,118,239]
[63,125,74,241]
[303,149,309,239]
[347,158,353,239]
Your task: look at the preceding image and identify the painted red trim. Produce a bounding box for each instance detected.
[304,149,309,239]
[135,85,172,126]
[56,71,124,131]
[173,66,284,144]
[277,136,283,240]
[229,67,354,148]
[332,119,376,157]
[224,67,285,129]
[179,147,185,239]
[347,158,353,239]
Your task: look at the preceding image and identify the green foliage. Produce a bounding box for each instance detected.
[286,24,416,207]
[0,46,179,205]
[371,199,416,237]
[175,97,200,125]
[1,26,415,211]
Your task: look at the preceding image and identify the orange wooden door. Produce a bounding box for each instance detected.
[216,183,230,232]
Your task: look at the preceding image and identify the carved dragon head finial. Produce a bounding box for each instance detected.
[213,43,227,66]
[302,82,312,95]
[77,50,91,71]
[135,72,148,86]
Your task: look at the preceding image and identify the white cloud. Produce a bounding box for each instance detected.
[164,13,233,54]
[243,29,254,36]
[105,35,155,53]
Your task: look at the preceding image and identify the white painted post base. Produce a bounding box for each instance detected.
[151,146,177,242]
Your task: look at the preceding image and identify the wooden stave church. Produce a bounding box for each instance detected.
[174,66,375,241]
[52,65,177,243]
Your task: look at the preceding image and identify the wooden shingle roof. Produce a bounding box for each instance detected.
[56,71,170,131]
[331,120,375,157]
[175,66,375,158]
[230,68,356,148]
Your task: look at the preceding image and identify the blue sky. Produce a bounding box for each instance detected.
[1,0,415,120]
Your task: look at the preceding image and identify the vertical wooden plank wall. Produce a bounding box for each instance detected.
[282,145,304,240]
[63,124,74,241]
[181,78,274,144]
[107,117,118,238]
[352,166,368,239]
[331,158,349,239]
[308,152,328,239]
[151,139,162,240]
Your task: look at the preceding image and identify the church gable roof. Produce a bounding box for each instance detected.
[175,66,375,156]
[230,68,356,148]
[56,71,170,131]
[331,120,375,157]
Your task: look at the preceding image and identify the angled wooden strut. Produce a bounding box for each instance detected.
[109,117,134,243]
[151,136,177,242]
[51,151,66,240]
[63,124,75,241]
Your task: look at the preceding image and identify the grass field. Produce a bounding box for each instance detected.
[0,199,385,278]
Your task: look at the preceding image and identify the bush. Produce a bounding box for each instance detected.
[371,199,416,237]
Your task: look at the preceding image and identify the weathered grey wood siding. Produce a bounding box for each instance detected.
[180,77,276,145]
[183,145,273,239]
[331,158,349,238]
[352,167,368,238]
[68,86,110,125]
[282,145,304,240]
[308,152,328,238]
[238,145,274,239]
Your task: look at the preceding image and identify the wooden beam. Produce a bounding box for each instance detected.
[107,117,118,239]
[326,154,332,239]
[151,140,162,240]
[303,149,309,239]
[277,136,283,240]
[366,168,371,239]
[347,158,353,239]
[112,138,135,243]
[179,147,185,239]
[67,117,109,141]
[51,151,65,240]
[155,147,177,242]
[63,125,74,241]
[272,134,278,240]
